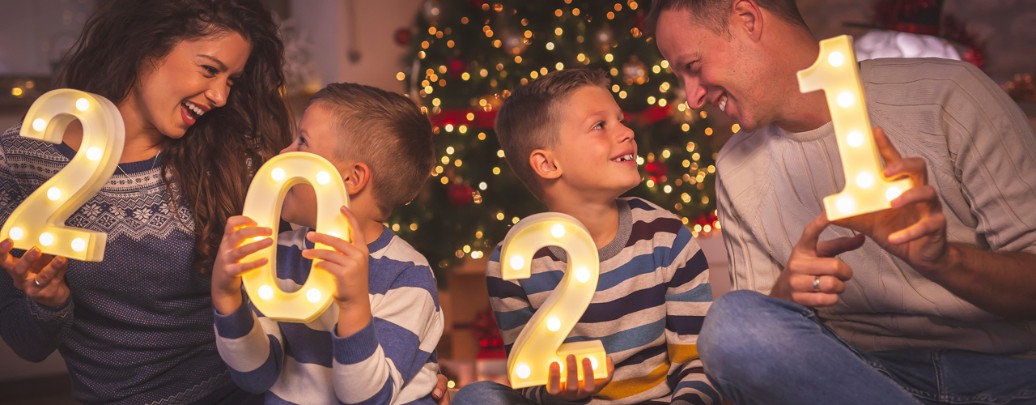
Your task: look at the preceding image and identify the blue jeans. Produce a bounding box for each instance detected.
[700,290,1036,404]
[453,381,533,405]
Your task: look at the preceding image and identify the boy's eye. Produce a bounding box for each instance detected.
[592,121,605,130]
[202,65,218,76]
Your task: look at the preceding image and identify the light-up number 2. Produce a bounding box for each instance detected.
[500,213,608,389]
[240,152,351,323]
[797,35,913,221]
[1,89,125,261]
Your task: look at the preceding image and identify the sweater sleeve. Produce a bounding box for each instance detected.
[662,226,719,404]
[213,293,285,394]
[940,63,1036,254]
[331,262,443,405]
[0,127,74,362]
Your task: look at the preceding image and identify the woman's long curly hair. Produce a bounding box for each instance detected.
[59,0,293,274]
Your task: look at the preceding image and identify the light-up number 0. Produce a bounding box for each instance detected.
[240,152,351,323]
[500,213,608,389]
[797,35,913,221]
[1,89,125,261]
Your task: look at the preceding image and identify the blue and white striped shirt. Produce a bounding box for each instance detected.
[487,197,718,404]
[215,226,443,404]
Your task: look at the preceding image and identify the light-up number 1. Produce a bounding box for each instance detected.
[500,213,608,389]
[1,89,125,261]
[240,152,351,323]
[798,35,913,221]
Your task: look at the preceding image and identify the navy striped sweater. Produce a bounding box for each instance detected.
[487,197,718,404]
[215,226,444,404]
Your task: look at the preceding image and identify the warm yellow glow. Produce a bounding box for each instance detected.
[1,89,126,261]
[516,364,532,379]
[306,288,322,303]
[271,168,286,182]
[574,267,590,283]
[855,172,875,188]
[885,186,904,201]
[551,224,566,238]
[836,195,856,215]
[86,147,103,161]
[509,255,525,271]
[501,213,607,388]
[837,91,854,108]
[798,35,913,221]
[240,152,352,323]
[11,87,23,97]
[258,285,275,300]
[546,317,562,332]
[71,238,87,252]
[847,131,864,147]
[828,51,845,67]
[39,232,54,246]
[316,171,332,185]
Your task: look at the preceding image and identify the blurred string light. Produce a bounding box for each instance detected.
[392,0,723,271]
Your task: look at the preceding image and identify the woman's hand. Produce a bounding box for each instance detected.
[1,238,70,308]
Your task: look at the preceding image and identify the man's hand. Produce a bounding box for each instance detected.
[835,127,949,276]
[771,215,865,307]
[211,216,272,315]
[545,355,615,401]
[1,239,70,308]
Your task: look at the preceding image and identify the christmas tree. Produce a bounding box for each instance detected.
[389,0,723,279]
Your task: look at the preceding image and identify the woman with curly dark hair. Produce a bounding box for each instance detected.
[0,0,291,402]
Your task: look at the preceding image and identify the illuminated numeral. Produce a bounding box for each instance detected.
[0,89,125,261]
[501,213,608,389]
[797,35,913,221]
[240,152,351,323]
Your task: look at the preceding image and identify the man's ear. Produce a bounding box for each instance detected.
[731,0,763,42]
[530,149,562,180]
[342,161,372,196]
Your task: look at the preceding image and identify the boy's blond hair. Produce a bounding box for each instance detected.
[494,68,610,199]
[310,83,434,214]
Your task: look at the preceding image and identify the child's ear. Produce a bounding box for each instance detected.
[530,149,562,180]
[342,161,372,195]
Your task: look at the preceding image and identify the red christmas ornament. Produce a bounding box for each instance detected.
[447,57,467,78]
[447,183,475,206]
[645,161,668,183]
[393,28,413,46]
[472,308,505,359]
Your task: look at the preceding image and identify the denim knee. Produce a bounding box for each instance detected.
[453,381,528,405]
[700,290,814,382]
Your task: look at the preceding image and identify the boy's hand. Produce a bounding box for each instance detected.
[212,216,272,315]
[545,355,615,401]
[303,206,372,337]
[1,239,70,309]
